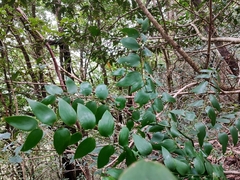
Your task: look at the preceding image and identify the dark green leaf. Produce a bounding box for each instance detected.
[132,111,140,120]
[69,132,82,145]
[119,160,177,180]
[120,37,140,51]
[58,98,76,126]
[134,89,150,107]
[133,134,152,156]
[88,26,100,36]
[193,155,205,174]
[5,116,38,131]
[162,147,175,171]
[206,106,216,126]
[115,96,126,110]
[112,68,126,76]
[152,98,163,113]
[170,125,182,137]
[121,28,140,39]
[174,159,190,176]
[77,103,96,130]
[80,82,92,96]
[97,145,115,168]
[66,77,78,94]
[95,84,108,100]
[141,111,156,127]
[54,128,70,155]
[143,47,152,56]
[160,139,177,152]
[27,98,56,125]
[45,84,63,95]
[119,127,129,147]
[72,98,84,112]
[142,18,150,32]
[125,147,137,166]
[107,168,123,179]
[21,129,43,151]
[149,125,165,132]
[162,92,176,103]
[98,110,115,137]
[86,101,97,114]
[184,141,196,158]
[218,132,228,154]
[96,105,109,123]
[144,61,153,74]
[209,95,221,111]
[117,53,140,67]
[195,123,206,147]
[41,95,56,105]
[191,81,208,94]
[203,142,213,156]
[230,126,238,146]
[74,137,96,159]
[235,119,240,131]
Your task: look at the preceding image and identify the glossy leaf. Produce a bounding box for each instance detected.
[132,111,140,120]
[141,111,156,127]
[98,110,115,137]
[107,168,123,180]
[120,37,140,51]
[134,89,150,107]
[77,103,96,130]
[235,119,240,131]
[27,98,56,125]
[58,98,77,126]
[209,95,221,111]
[142,18,149,32]
[66,77,78,94]
[162,92,176,103]
[86,101,97,114]
[69,132,82,145]
[112,68,126,76]
[184,141,196,158]
[97,145,115,168]
[95,84,108,100]
[203,142,213,156]
[41,95,56,105]
[195,123,206,147]
[54,128,70,155]
[206,106,216,126]
[72,98,84,112]
[119,127,129,147]
[5,116,38,131]
[170,125,182,137]
[191,81,208,94]
[74,137,96,159]
[115,96,127,110]
[96,105,109,122]
[152,98,163,113]
[133,134,152,156]
[193,155,205,174]
[21,129,43,151]
[125,147,137,166]
[218,132,228,154]
[160,139,177,152]
[117,53,140,67]
[121,28,139,39]
[230,126,238,146]
[45,84,63,95]
[174,159,190,176]
[119,160,177,180]
[80,82,92,96]
[162,147,175,171]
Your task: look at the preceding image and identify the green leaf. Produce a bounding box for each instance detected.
[97,145,115,168]
[5,116,38,131]
[41,95,56,105]
[218,132,228,154]
[21,129,43,151]
[162,147,175,171]
[119,160,177,180]
[77,103,96,130]
[152,98,163,113]
[162,92,176,103]
[141,111,156,127]
[86,101,97,114]
[205,161,213,175]
[133,134,152,156]
[95,84,108,100]
[189,100,204,107]
[121,28,140,39]
[191,81,208,94]
[134,89,150,107]
[45,84,63,95]
[115,96,127,110]
[209,95,221,111]
[174,159,190,176]
[107,168,123,179]
[195,123,206,147]
[69,132,82,145]
[235,119,240,131]
[193,155,205,174]
[120,37,140,51]
[74,137,96,159]
[96,105,109,123]
[117,53,140,67]
[119,127,129,147]
[80,82,92,96]
[160,139,177,152]
[125,147,137,166]
[112,68,126,76]
[54,128,70,155]
[185,111,196,121]
[184,141,196,158]
[66,77,78,94]
[72,98,84,112]
[144,61,153,74]
[132,111,140,120]
[206,106,216,126]
[149,125,165,132]
[143,47,152,56]
[170,125,182,138]
[58,98,77,126]
[230,126,238,146]
[203,142,213,156]
[88,26,100,36]
[27,98,56,125]
[142,18,150,32]
[98,110,115,137]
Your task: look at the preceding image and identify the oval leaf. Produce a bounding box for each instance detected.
[74,137,96,159]
[115,96,127,110]
[206,106,216,126]
[120,37,140,51]
[218,132,228,154]
[54,128,70,155]
[5,116,38,131]
[141,111,156,127]
[134,89,150,107]
[77,103,96,130]
[209,95,221,111]
[121,28,140,39]
[86,101,98,114]
[230,126,238,146]
[119,127,129,147]
[191,81,208,94]
[95,84,108,100]
[195,123,206,147]
[117,53,140,67]
[80,82,92,96]
[133,134,152,156]
[58,98,77,126]
[98,110,115,137]
[119,160,177,180]
[162,92,176,103]
[193,155,205,174]
[41,95,56,105]
[66,77,78,94]
[69,132,82,145]
[45,84,63,95]
[21,129,43,151]
[97,145,115,168]
[27,98,56,125]
[174,159,190,176]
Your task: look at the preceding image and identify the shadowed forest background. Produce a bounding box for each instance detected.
[1,0,240,179]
